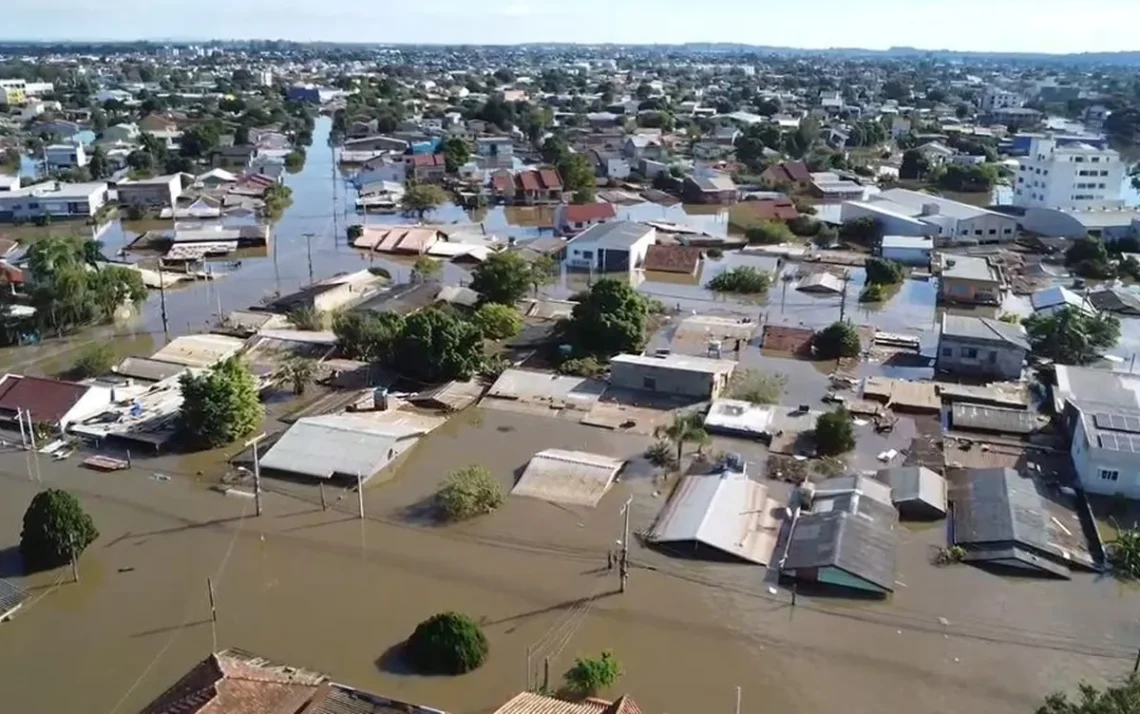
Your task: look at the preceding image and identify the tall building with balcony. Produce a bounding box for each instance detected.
[1013,136,1125,212]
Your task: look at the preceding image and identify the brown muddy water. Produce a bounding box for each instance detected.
[1,408,1138,714]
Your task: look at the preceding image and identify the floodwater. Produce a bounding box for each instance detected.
[1,407,1139,714]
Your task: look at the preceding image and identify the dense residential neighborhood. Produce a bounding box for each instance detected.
[5,35,1140,714]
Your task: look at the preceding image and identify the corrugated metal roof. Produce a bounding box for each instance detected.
[610,353,735,375]
[0,577,29,619]
[259,413,437,480]
[113,356,188,383]
[493,692,639,714]
[951,468,1063,559]
[307,684,447,714]
[877,466,947,516]
[485,369,606,406]
[649,471,780,566]
[0,375,91,425]
[565,221,654,250]
[511,449,625,507]
[940,314,1029,351]
[951,403,1040,435]
[150,334,246,368]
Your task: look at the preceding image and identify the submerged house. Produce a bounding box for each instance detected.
[781,475,897,596]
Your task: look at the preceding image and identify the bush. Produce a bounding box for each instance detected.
[405,612,489,675]
[436,465,503,521]
[707,266,772,294]
[859,283,887,302]
[287,306,325,331]
[472,303,522,340]
[727,368,786,404]
[864,257,904,285]
[793,200,817,216]
[72,343,115,378]
[812,321,861,359]
[815,408,855,456]
[744,220,795,245]
[705,247,724,259]
[838,216,883,247]
[787,215,821,237]
[177,358,264,449]
[644,441,679,470]
[20,489,99,572]
[558,356,606,377]
[563,650,623,698]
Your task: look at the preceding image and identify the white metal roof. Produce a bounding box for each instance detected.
[259,413,433,480]
[611,353,736,375]
[649,471,780,566]
[703,400,774,437]
[511,449,625,507]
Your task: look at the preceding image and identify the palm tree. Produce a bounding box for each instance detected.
[281,358,317,395]
[654,412,710,466]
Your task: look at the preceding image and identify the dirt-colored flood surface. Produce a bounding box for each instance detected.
[1,410,1140,714]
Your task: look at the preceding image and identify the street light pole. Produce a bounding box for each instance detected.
[244,433,267,516]
[303,232,315,285]
[619,496,632,594]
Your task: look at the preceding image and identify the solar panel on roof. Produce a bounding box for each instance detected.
[1099,431,1140,452]
[1094,412,1140,434]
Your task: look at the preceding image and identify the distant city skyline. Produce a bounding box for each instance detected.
[4,0,1140,54]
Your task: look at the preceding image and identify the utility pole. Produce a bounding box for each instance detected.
[735,686,742,714]
[303,232,315,285]
[525,645,532,690]
[838,270,851,323]
[1134,644,1140,674]
[16,407,26,448]
[207,577,218,653]
[619,496,631,594]
[244,433,267,516]
[69,535,79,583]
[158,198,172,336]
[356,471,365,519]
[319,482,327,511]
[26,410,36,452]
[330,142,340,247]
[542,656,550,692]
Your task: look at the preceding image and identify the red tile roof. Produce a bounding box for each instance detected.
[642,244,702,274]
[409,153,445,168]
[491,171,513,192]
[517,170,541,192]
[735,197,800,222]
[768,160,810,183]
[493,692,644,714]
[0,375,90,425]
[561,202,616,225]
[537,168,563,190]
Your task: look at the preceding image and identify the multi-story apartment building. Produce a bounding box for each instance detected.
[0,181,109,222]
[980,87,1022,113]
[1013,136,1125,211]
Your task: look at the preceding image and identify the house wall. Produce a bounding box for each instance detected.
[1071,417,1140,499]
[0,187,107,222]
[936,336,1025,380]
[118,179,179,208]
[610,361,731,399]
[954,213,1019,244]
[45,145,88,169]
[62,386,114,429]
[817,566,887,594]
[939,277,1002,305]
[841,202,932,236]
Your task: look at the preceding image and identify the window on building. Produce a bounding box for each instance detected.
[988,229,996,235]
[643,376,657,390]
[1099,183,1106,189]
[1102,170,1110,176]
[1092,156,1101,163]
[580,250,593,259]
[1074,156,1085,162]
[1099,468,1120,482]
[27,202,38,209]
[1003,227,1013,234]
[1018,177,1024,184]
[974,229,983,235]
[941,347,952,357]
[964,348,978,359]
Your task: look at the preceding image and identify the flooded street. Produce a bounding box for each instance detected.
[2,405,1139,713]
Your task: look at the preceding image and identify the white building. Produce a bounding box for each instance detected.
[1013,136,1125,212]
[0,181,109,222]
[45,143,89,170]
[841,188,1018,244]
[980,87,1022,113]
[564,221,656,276]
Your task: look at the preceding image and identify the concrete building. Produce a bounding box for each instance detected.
[0,374,112,430]
[0,181,109,222]
[880,235,934,265]
[44,143,89,170]
[609,353,735,400]
[116,173,182,210]
[1013,136,1126,211]
[937,254,1004,305]
[0,79,27,105]
[563,221,656,275]
[841,188,1018,244]
[980,87,1023,113]
[936,314,1029,381]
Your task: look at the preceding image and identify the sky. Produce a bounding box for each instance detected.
[4,0,1140,54]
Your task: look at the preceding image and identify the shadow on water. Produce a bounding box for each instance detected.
[0,544,24,579]
[375,641,418,676]
[482,589,618,628]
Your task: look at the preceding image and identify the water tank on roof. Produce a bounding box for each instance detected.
[373,387,389,411]
[921,203,940,216]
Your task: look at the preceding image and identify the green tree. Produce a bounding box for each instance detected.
[707,266,772,294]
[281,357,316,395]
[284,149,306,172]
[839,216,884,247]
[529,254,558,296]
[436,465,504,521]
[557,152,595,199]
[564,279,649,357]
[287,306,325,331]
[1065,238,1114,279]
[179,123,222,158]
[744,220,796,245]
[442,137,471,173]
[472,303,522,340]
[405,612,489,675]
[655,411,710,465]
[391,307,485,382]
[177,358,264,449]
[332,311,405,362]
[234,124,251,146]
[1108,526,1140,579]
[470,251,533,306]
[864,257,904,285]
[563,651,623,698]
[815,408,855,455]
[401,183,448,219]
[1037,674,1140,714]
[88,265,147,322]
[20,489,99,572]
[411,255,443,284]
[1024,307,1120,365]
[644,441,679,471]
[934,163,998,193]
[734,124,779,170]
[813,321,861,359]
[87,146,111,179]
[72,343,115,378]
[899,149,930,180]
[727,369,787,404]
